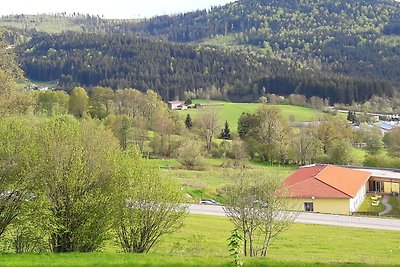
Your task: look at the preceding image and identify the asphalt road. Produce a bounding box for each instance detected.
[189,204,400,231]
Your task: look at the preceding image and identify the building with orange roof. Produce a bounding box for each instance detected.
[283,165,371,215]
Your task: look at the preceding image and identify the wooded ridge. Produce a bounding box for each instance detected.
[3,0,400,103]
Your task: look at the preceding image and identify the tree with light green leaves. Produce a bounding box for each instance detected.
[36,116,122,252]
[68,87,89,119]
[115,151,187,253]
[34,90,69,116]
[89,86,114,119]
[0,117,40,240]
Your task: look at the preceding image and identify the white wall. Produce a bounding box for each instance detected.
[349,182,367,213]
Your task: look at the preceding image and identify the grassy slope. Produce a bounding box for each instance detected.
[201,34,237,47]
[0,15,82,33]
[2,215,400,266]
[179,100,324,132]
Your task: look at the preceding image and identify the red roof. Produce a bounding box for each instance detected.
[284,165,371,199]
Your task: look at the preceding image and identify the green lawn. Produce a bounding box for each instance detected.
[1,214,399,266]
[357,194,386,214]
[387,196,400,217]
[179,100,324,132]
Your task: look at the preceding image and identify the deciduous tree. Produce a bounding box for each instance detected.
[115,152,187,253]
[36,117,121,252]
[383,128,400,156]
[224,171,297,257]
[195,108,220,150]
[176,137,205,169]
[316,116,353,153]
[0,117,39,238]
[89,86,114,119]
[68,87,89,119]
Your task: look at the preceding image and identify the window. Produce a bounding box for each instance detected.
[304,202,314,212]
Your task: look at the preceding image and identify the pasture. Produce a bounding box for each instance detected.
[179,100,325,132]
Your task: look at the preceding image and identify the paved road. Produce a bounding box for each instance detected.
[189,204,400,231]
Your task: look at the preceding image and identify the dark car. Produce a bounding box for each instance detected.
[199,198,220,205]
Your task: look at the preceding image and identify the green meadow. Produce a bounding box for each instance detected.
[180,100,324,132]
[0,15,82,34]
[150,158,297,204]
[16,79,58,90]
[2,214,399,266]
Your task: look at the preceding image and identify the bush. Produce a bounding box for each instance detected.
[364,153,400,168]
[176,138,205,170]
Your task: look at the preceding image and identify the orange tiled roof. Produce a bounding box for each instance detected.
[284,165,371,199]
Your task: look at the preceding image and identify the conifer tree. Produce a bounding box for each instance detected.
[220,120,231,140]
[184,114,193,129]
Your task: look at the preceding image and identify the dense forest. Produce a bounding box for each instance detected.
[4,0,400,103]
[16,32,280,101]
[16,31,393,103]
[131,0,400,86]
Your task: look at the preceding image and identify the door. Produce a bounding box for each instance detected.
[374,181,383,192]
[304,202,314,212]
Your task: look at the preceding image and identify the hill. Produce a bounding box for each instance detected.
[3,0,400,103]
[14,30,392,103]
[132,0,400,88]
[15,32,281,101]
[0,13,141,35]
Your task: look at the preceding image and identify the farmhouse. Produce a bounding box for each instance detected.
[167,100,186,110]
[284,165,371,215]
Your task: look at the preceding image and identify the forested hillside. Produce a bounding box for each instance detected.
[4,0,400,103]
[17,32,393,103]
[16,32,281,101]
[131,0,400,86]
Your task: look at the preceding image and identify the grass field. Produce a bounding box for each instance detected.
[149,158,297,203]
[202,34,237,47]
[16,79,58,90]
[1,214,399,266]
[0,15,83,34]
[179,100,325,132]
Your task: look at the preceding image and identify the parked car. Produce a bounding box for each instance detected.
[199,198,220,205]
[254,200,268,208]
